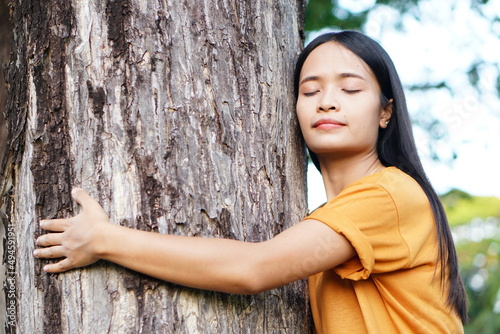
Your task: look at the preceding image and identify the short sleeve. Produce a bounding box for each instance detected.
[305,181,411,281]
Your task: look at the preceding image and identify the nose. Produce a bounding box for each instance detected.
[318,92,339,112]
[319,103,337,112]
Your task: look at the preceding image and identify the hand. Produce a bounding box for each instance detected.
[33,188,111,273]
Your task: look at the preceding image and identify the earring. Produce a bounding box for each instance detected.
[385,121,389,125]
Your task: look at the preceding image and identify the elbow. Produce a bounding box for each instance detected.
[238,276,269,295]
[220,242,286,295]
[235,280,267,296]
[232,259,277,295]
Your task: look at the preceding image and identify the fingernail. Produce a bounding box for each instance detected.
[43,265,49,272]
[71,188,81,197]
[33,250,39,257]
[40,221,46,228]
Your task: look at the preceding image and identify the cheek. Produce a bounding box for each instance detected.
[350,106,382,135]
[295,103,308,130]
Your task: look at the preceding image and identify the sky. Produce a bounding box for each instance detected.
[306,0,500,209]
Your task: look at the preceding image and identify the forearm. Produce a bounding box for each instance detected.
[97,223,264,294]
[35,189,354,294]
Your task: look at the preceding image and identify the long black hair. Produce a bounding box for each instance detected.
[294,31,468,324]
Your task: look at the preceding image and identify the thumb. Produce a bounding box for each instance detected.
[71,188,108,217]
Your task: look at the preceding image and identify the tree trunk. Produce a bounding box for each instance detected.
[1,0,310,333]
[0,0,9,162]
[0,0,12,328]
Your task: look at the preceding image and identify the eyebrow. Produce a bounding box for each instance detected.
[299,72,365,86]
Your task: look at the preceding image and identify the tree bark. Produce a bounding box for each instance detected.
[0,0,12,328]
[2,0,310,333]
[0,0,9,162]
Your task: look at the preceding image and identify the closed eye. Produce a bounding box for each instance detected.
[343,89,361,94]
[303,90,319,97]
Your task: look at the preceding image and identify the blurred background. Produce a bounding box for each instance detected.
[304,0,500,332]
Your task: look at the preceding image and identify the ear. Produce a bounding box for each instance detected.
[380,99,393,129]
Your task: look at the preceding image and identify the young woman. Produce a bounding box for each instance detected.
[34,31,468,333]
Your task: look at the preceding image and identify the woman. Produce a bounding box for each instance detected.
[34,31,467,333]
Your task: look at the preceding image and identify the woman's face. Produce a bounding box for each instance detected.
[296,42,391,161]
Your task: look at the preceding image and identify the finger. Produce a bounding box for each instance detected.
[40,218,71,232]
[36,232,63,247]
[71,188,108,218]
[43,258,74,273]
[33,246,66,259]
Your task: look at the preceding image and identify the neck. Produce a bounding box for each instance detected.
[318,151,384,200]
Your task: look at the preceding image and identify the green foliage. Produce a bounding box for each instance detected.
[441,189,500,226]
[304,0,368,32]
[446,189,500,332]
[456,238,500,333]
[304,0,419,33]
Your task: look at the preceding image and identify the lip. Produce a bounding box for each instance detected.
[313,118,346,129]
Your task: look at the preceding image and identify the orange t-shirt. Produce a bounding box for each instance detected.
[305,167,463,333]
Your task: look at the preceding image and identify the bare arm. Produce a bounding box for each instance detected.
[34,188,355,294]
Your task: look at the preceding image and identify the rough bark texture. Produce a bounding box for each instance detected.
[2,0,310,333]
[0,0,11,328]
[0,0,8,162]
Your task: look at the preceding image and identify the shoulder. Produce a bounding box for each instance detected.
[324,167,422,203]
[341,166,427,208]
[308,167,430,222]
[374,167,430,215]
[374,167,426,197]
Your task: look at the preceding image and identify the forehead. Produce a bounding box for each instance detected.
[300,42,375,81]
